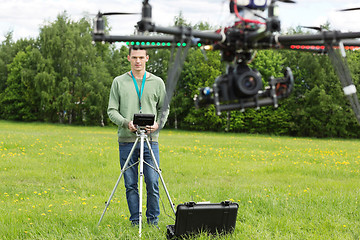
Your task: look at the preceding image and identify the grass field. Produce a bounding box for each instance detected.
[1,120,360,239]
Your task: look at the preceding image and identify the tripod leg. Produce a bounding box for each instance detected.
[97,138,139,227]
[145,138,176,215]
[138,134,145,237]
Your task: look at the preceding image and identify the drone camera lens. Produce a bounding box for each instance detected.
[242,76,257,90]
[235,70,263,97]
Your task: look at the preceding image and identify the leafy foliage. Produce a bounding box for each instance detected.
[0,13,360,137]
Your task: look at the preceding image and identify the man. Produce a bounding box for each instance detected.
[107,47,168,226]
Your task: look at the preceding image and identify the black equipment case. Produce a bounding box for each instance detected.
[166,201,238,239]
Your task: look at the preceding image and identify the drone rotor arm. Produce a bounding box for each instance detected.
[277,39,360,53]
[270,32,360,52]
[276,31,360,44]
[92,34,176,43]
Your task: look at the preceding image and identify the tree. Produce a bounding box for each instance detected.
[0,32,14,95]
[280,47,360,137]
[0,33,36,118]
[1,46,46,120]
[38,13,112,125]
[82,58,112,126]
[177,49,224,130]
[105,45,130,78]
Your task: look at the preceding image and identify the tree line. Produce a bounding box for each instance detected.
[1,13,360,138]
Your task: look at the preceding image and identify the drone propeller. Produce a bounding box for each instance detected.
[93,11,140,35]
[338,7,360,12]
[300,26,323,32]
[274,0,296,3]
[101,12,140,16]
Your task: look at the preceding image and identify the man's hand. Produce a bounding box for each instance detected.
[145,122,159,133]
[128,121,137,132]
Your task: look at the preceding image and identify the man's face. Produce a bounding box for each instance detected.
[127,49,149,72]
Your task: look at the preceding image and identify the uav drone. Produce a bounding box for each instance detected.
[92,0,360,125]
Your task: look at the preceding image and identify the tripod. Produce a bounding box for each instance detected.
[97,128,176,237]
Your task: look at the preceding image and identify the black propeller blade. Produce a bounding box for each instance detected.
[102,12,140,16]
[272,0,296,3]
[279,0,296,3]
[300,26,323,32]
[338,7,360,12]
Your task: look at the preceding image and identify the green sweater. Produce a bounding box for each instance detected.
[107,72,168,142]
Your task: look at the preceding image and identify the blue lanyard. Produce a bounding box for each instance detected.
[131,71,146,112]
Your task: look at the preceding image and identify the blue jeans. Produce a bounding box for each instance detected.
[119,141,160,224]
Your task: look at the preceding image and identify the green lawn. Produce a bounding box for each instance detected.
[1,120,359,239]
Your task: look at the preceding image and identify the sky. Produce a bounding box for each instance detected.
[0,0,360,43]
